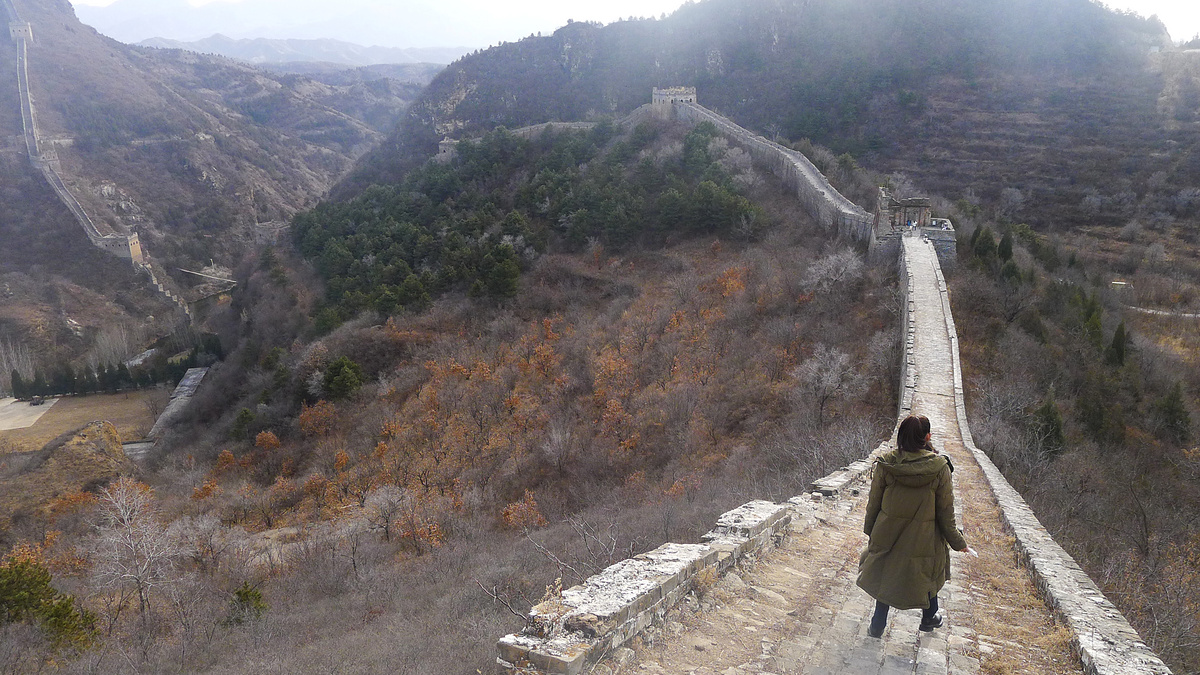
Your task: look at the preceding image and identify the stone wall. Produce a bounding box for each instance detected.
[920,227,957,272]
[921,237,1173,675]
[670,102,876,247]
[509,121,597,140]
[496,459,886,674]
[897,240,915,420]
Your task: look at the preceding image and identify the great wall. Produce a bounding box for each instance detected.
[3,0,191,320]
[492,89,1174,675]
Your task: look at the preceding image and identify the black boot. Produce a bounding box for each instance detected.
[919,595,942,631]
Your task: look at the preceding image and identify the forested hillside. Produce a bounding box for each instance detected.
[1,119,900,673]
[295,121,763,325]
[343,0,1172,220]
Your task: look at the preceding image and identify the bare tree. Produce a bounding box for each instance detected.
[998,187,1026,220]
[0,337,34,395]
[89,325,143,369]
[143,385,172,420]
[791,344,864,424]
[801,249,864,295]
[364,485,406,542]
[93,478,181,630]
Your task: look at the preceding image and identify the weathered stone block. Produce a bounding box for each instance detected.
[498,633,542,665]
[527,636,591,675]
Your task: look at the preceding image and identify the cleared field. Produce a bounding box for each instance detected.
[0,390,162,453]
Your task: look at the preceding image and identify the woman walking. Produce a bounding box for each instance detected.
[857,415,972,638]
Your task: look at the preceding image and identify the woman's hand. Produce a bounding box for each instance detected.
[960,546,978,557]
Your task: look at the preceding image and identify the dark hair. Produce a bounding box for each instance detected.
[917,415,937,452]
[897,415,926,453]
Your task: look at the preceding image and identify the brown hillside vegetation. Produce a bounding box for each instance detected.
[0,152,900,672]
[0,420,133,538]
[950,211,1200,673]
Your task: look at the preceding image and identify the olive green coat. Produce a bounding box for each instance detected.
[855,448,967,610]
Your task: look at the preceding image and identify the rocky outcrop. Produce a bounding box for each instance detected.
[0,421,134,531]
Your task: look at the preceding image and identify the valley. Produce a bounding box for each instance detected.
[0,0,1197,673]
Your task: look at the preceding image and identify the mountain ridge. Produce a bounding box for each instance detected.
[341,0,1182,231]
[136,34,468,68]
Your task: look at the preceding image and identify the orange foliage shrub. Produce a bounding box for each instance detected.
[255,431,281,450]
[192,479,221,501]
[299,400,337,437]
[213,449,239,475]
[48,491,97,519]
[501,490,548,530]
[715,265,748,298]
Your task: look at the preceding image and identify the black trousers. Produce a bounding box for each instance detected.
[869,595,938,633]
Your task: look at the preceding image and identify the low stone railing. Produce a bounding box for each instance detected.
[496,445,887,674]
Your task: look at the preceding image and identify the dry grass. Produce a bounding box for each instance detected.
[959,477,1079,675]
[0,390,159,453]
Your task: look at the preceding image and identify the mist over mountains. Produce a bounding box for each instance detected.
[137,35,468,68]
[72,0,665,52]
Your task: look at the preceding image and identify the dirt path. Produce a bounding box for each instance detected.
[610,241,1081,675]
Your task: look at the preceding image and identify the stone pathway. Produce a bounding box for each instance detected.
[608,240,1082,675]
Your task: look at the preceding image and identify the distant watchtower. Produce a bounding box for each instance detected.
[434,138,459,164]
[8,21,32,42]
[652,86,696,118]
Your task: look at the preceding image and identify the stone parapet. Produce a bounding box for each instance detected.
[497,499,802,673]
[915,237,1173,675]
[671,101,875,246]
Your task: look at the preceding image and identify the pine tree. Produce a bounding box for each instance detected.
[1033,398,1065,454]
[998,232,1014,261]
[1106,321,1127,366]
[11,370,25,399]
[1152,382,1191,444]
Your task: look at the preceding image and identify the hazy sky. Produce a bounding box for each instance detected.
[70,0,1200,48]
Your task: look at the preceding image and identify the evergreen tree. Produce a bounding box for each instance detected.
[11,370,25,399]
[116,363,133,390]
[31,371,46,397]
[396,274,431,311]
[998,232,1014,261]
[0,557,96,649]
[483,246,521,299]
[1151,382,1191,444]
[231,408,256,440]
[973,227,996,259]
[1033,398,1065,454]
[1106,321,1127,366]
[323,357,364,400]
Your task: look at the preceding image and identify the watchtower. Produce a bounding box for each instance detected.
[434,138,459,164]
[9,21,32,42]
[876,187,931,230]
[652,86,696,118]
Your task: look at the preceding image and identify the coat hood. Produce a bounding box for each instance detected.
[874,449,949,488]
